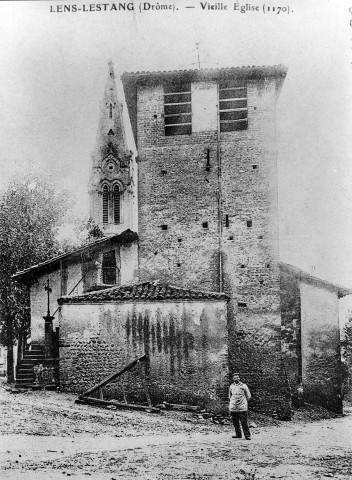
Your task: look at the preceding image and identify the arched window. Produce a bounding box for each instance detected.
[102,185,109,224]
[113,184,120,224]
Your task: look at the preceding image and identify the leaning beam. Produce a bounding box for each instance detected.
[80,354,147,398]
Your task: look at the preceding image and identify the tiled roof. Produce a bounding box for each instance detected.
[13,229,138,283]
[58,281,229,304]
[122,64,287,80]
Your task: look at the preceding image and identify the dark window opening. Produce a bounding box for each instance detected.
[164,83,192,136]
[266,263,270,268]
[162,170,167,175]
[113,185,120,224]
[228,236,234,240]
[102,250,117,285]
[252,165,258,170]
[61,263,68,295]
[102,185,109,224]
[161,225,168,230]
[177,263,181,267]
[225,215,229,227]
[202,222,208,229]
[258,235,263,239]
[247,220,252,228]
[178,238,182,242]
[240,264,246,269]
[109,104,113,118]
[206,149,211,171]
[219,82,248,133]
[238,302,247,308]
[108,129,114,135]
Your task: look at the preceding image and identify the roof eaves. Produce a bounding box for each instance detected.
[13,230,138,283]
[122,64,288,81]
[280,262,352,298]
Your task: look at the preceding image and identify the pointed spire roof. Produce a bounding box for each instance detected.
[91,61,136,168]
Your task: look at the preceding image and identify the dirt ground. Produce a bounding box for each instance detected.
[0,382,351,480]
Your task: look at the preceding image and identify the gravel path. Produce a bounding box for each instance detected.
[0,384,351,479]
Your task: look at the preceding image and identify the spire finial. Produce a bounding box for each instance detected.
[108,60,115,79]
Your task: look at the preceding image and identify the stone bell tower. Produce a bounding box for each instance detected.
[88,61,138,236]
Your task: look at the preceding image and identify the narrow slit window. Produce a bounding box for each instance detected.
[164,83,192,136]
[109,104,113,118]
[102,185,109,224]
[219,82,248,133]
[113,185,120,224]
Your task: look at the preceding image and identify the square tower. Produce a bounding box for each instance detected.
[122,66,289,414]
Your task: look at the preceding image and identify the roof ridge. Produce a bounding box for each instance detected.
[122,64,287,77]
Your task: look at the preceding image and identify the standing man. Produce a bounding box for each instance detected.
[229,373,251,440]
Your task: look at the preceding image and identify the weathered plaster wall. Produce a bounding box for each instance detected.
[300,280,342,413]
[59,299,228,411]
[29,239,139,345]
[30,261,83,343]
[135,76,289,416]
[120,242,139,284]
[279,264,302,394]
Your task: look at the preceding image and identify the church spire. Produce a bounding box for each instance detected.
[88,61,138,236]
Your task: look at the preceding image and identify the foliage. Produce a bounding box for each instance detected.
[0,174,69,379]
[79,217,105,243]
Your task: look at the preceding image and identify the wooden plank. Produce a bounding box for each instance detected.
[76,396,159,413]
[81,354,147,398]
[162,402,201,412]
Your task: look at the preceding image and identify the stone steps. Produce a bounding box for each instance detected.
[15,343,45,389]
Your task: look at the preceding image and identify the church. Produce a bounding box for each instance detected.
[13,62,350,416]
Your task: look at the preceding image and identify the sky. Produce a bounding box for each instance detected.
[0,0,351,288]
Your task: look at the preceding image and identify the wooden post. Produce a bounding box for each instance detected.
[119,379,127,403]
[138,359,152,407]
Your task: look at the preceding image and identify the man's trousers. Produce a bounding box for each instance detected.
[230,411,251,439]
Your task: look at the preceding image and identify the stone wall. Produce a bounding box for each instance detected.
[135,75,290,416]
[279,264,302,388]
[59,299,228,412]
[300,279,342,413]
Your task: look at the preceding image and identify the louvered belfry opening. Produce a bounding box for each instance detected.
[164,82,192,136]
[102,185,109,224]
[113,184,120,224]
[219,82,248,132]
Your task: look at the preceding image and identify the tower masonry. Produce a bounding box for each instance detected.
[122,65,289,414]
[89,61,138,236]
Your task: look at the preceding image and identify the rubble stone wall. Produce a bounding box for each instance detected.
[59,299,228,412]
